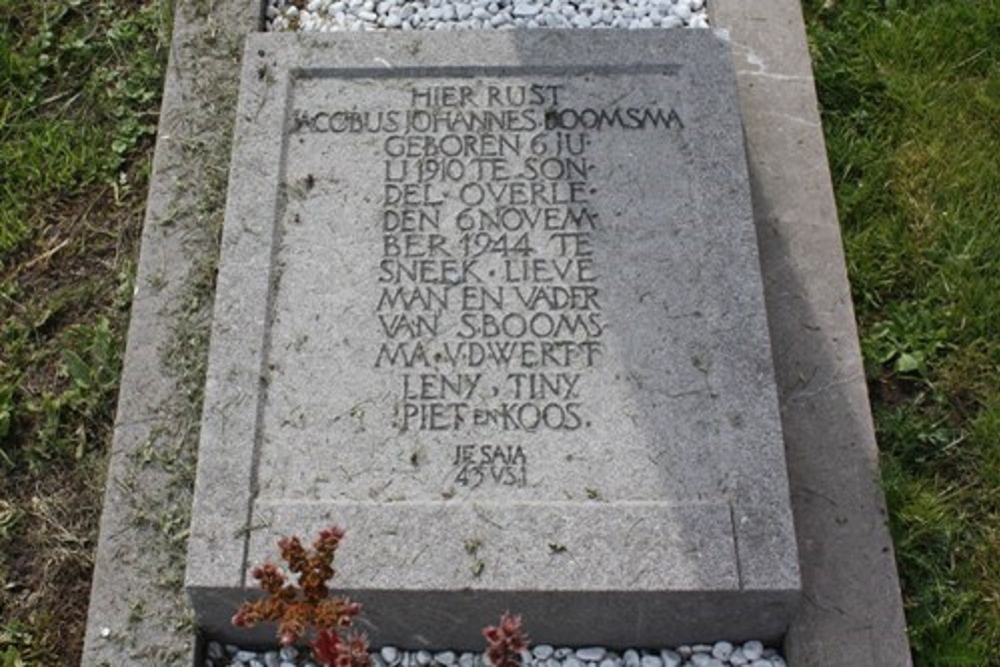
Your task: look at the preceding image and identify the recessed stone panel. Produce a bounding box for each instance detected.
[186,29,800,648]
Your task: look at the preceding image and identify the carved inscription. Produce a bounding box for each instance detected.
[293,80,683,488]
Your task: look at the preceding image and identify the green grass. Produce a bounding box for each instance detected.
[804,1,1000,664]
[0,0,167,663]
[0,0,165,255]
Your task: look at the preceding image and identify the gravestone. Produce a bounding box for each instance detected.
[186,29,801,648]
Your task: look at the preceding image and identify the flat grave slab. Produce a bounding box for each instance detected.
[186,29,800,649]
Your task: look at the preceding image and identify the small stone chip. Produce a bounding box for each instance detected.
[742,641,764,661]
[576,648,607,662]
[533,646,555,660]
[435,651,457,666]
[712,642,734,660]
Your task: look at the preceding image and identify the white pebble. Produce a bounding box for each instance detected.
[435,652,456,666]
[660,650,681,667]
[532,646,555,660]
[545,12,571,27]
[729,649,748,666]
[640,656,662,667]
[689,14,708,28]
[512,2,540,16]
[742,642,764,661]
[577,648,607,662]
[711,643,733,661]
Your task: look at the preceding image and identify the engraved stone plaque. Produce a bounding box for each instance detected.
[186,30,800,648]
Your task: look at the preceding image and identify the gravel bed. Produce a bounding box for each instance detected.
[205,641,786,667]
[265,0,709,32]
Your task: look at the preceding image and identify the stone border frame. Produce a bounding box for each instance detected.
[83,1,912,665]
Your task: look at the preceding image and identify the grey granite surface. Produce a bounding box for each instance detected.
[186,29,799,649]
